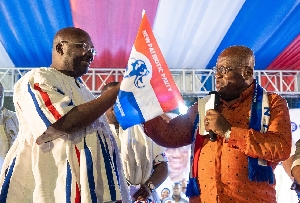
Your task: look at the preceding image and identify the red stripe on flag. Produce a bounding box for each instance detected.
[75,146,81,203]
[33,83,62,120]
[134,13,184,112]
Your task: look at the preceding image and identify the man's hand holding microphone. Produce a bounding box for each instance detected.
[204,109,232,141]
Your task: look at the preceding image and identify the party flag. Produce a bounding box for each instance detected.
[114,10,184,129]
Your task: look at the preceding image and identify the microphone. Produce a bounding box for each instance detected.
[208,91,220,142]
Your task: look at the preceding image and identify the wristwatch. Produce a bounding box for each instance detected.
[146,181,156,192]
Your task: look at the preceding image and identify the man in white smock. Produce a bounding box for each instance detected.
[0,27,130,203]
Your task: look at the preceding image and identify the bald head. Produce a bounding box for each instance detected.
[53,27,91,48]
[215,45,255,101]
[52,27,92,56]
[51,27,94,78]
[217,45,255,69]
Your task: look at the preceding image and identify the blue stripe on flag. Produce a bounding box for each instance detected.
[114,90,145,129]
[98,132,117,200]
[84,139,97,202]
[27,83,51,128]
[66,161,71,203]
[0,157,16,202]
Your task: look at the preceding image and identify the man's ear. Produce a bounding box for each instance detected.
[56,43,64,55]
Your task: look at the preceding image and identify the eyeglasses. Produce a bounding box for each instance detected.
[60,41,97,56]
[212,66,250,75]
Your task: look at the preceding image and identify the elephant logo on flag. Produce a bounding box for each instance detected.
[124,58,150,88]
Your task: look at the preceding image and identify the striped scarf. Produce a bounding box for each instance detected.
[186,81,273,198]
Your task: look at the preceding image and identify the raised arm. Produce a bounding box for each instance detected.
[36,83,120,144]
[143,103,198,148]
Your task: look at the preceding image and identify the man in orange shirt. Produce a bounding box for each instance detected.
[143,45,292,202]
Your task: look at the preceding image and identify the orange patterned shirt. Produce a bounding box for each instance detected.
[144,83,292,203]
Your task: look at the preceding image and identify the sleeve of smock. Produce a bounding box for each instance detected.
[14,70,74,143]
[227,93,292,162]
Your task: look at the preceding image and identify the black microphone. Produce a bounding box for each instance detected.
[208,91,220,142]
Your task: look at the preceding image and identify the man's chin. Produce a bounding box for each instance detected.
[78,66,89,76]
